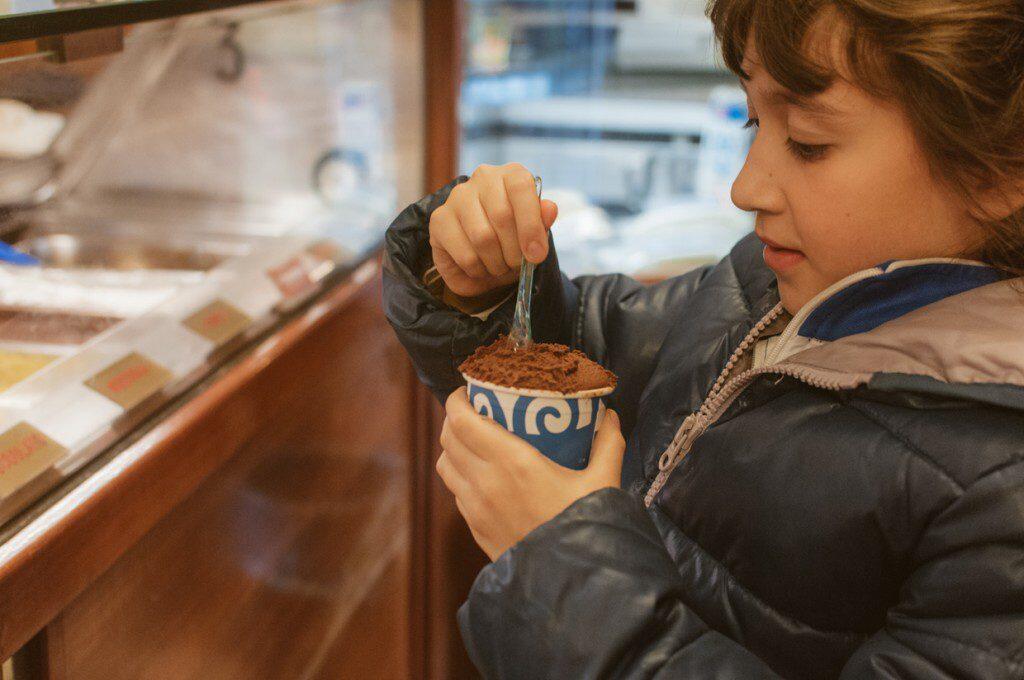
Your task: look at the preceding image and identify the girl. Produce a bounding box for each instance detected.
[383,1,1024,677]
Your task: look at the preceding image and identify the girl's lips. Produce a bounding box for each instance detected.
[762,243,806,272]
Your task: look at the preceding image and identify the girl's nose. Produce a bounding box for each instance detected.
[731,135,785,215]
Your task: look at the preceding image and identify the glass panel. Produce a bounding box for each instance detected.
[459,0,754,279]
[56,1,402,242]
[0,0,424,534]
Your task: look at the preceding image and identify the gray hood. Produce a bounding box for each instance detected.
[778,274,1024,411]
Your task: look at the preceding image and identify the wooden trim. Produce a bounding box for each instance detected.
[0,41,39,60]
[422,0,463,191]
[408,372,432,680]
[37,27,123,62]
[424,393,489,680]
[415,2,471,678]
[0,261,379,661]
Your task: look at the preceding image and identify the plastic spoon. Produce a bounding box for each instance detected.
[508,176,543,351]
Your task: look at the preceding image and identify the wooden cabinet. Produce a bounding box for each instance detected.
[45,269,413,680]
[0,264,428,679]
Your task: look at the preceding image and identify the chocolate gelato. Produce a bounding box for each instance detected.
[0,310,121,345]
[460,336,617,393]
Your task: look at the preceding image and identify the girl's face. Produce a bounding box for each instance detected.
[732,38,984,313]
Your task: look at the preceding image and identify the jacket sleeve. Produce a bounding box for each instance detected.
[457,467,1024,679]
[457,487,783,679]
[381,179,713,416]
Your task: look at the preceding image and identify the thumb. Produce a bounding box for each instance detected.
[587,409,625,480]
[541,199,558,230]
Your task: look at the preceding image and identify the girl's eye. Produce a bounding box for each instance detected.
[740,118,828,161]
[786,138,829,162]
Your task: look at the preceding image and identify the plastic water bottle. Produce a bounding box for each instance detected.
[695,85,752,210]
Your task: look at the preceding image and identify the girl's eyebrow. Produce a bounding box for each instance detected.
[740,77,841,119]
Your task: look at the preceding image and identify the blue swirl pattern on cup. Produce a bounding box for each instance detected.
[466,380,607,470]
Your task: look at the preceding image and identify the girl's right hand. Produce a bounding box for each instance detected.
[429,163,559,298]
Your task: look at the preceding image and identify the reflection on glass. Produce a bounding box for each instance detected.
[459,0,755,279]
[0,99,64,159]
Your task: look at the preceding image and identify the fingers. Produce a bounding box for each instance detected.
[429,203,488,279]
[452,193,511,278]
[440,416,489,479]
[446,386,524,463]
[439,445,494,557]
[479,181,522,270]
[436,450,471,498]
[502,165,548,264]
[446,387,501,456]
[445,386,470,414]
[540,199,558,230]
[443,389,494,468]
[478,164,554,269]
[431,165,554,296]
[586,409,626,481]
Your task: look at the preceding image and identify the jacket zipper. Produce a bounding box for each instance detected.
[643,302,847,508]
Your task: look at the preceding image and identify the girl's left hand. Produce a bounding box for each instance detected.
[437,387,626,561]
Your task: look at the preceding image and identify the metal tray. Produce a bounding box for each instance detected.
[12,232,246,271]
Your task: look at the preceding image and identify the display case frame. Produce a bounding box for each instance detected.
[0,0,284,42]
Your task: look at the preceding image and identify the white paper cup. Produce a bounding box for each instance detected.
[463,373,614,470]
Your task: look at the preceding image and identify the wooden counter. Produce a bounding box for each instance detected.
[0,258,427,679]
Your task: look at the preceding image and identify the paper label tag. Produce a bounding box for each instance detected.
[267,245,339,300]
[85,352,173,410]
[0,422,66,499]
[306,239,343,263]
[267,256,319,299]
[183,299,252,347]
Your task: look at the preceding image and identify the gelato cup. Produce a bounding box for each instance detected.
[462,375,614,470]
[459,337,618,469]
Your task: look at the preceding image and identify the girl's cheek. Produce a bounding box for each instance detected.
[793,204,865,279]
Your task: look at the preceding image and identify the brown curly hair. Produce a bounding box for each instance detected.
[707,0,1024,278]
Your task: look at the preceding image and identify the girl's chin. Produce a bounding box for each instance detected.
[775,275,818,315]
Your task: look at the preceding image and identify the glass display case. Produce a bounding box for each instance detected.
[0,0,411,528]
[0,2,427,677]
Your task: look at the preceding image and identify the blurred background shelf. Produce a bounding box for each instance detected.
[460,0,752,280]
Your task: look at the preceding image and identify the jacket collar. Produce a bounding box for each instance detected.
[765,259,1024,410]
[796,259,1001,342]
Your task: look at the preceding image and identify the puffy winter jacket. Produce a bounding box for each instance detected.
[382,178,1024,679]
